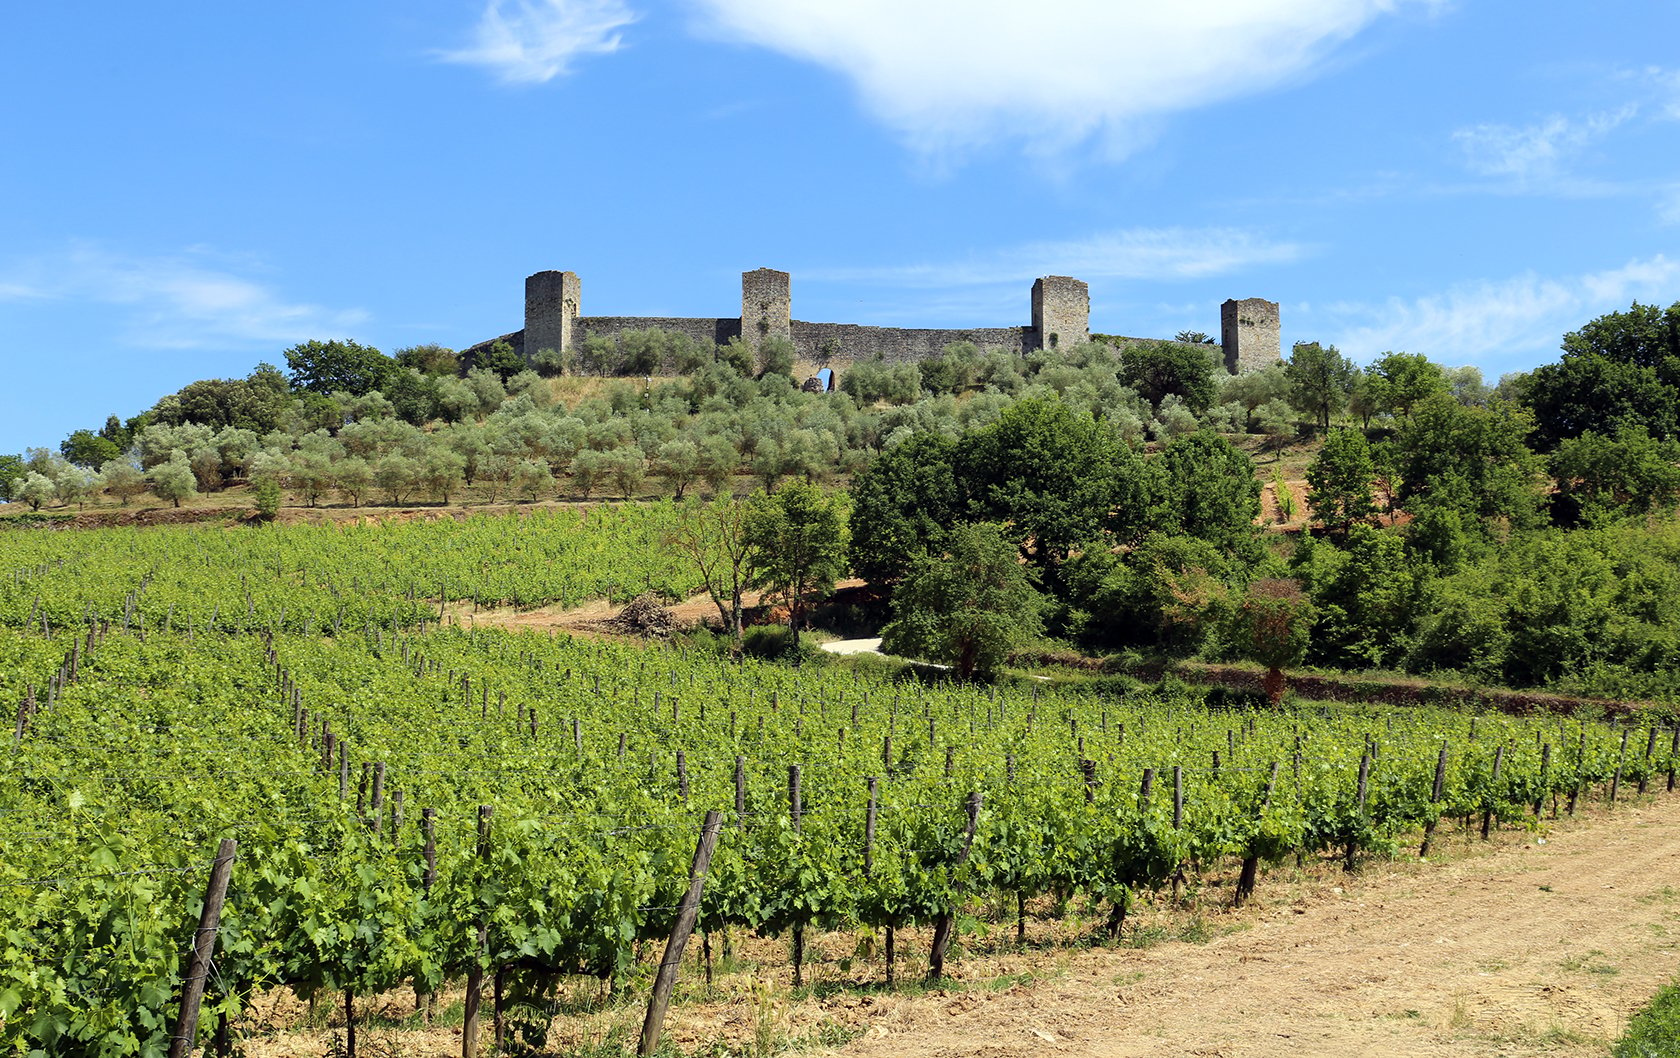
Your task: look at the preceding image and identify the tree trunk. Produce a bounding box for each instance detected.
[1234,855,1259,906]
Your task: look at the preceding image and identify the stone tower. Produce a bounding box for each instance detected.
[525,270,580,361]
[741,268,791,348]
[1221,298,1281,374]
[1031,276,1089,351]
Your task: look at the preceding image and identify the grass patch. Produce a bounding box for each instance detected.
[1614,981,1680,1058]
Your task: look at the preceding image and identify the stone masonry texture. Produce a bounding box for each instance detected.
[466,268,1273,375]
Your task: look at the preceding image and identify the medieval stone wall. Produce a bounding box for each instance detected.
[789,321,1032,364]
[476,267,1276,377]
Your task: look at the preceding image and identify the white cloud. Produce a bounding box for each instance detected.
[0,243,370,350]
[1452,107,1636,186]
[814,227,1307,286]
[690,0,1434,156]
[1323,255,1680,369]
[441,0,635,84]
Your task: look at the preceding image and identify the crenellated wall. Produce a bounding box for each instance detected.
[462,267,1275,375]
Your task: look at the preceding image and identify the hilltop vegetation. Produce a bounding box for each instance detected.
[5,302,1680,701]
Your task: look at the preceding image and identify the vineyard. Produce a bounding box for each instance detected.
[2,514,1676,1057]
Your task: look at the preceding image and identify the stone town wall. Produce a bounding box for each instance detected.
[471,268,1277,377]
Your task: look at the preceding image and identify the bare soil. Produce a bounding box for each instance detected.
[834,797,1680,1058]
[234,795,1680,1057]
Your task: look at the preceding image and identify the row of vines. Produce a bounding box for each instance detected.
[1,516,1675,1056]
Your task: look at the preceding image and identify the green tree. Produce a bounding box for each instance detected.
[463,339,525,382]
[1293,527,1418,669]
[59,430,121,469]
[1147,432,1262,558]
[744,480,849,651]
[0,454,23,501]
[1120,340,1217,413]
[880,523,1046,679]
[1524,301,1680,449]
[1550,427,1680,527]
[847,433,962,584]
[284,339,393,396]
[335,457,374,507]
[1366,351,1448,420]
[1394,393,1546,531]
[957,398,1146,566]
[672,497,760,641]
[147,452,198,508]
[17,471,55,511]
[1285,341,1356,430]
[757,335,796,378]
[510,458,552,502]
[392,344,460,377]
[1305,428,1378,534]
[651,439,700,500]
[96,459,146,506]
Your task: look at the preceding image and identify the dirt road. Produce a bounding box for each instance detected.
[833,798,1680,1058]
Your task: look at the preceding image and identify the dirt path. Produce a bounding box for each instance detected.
[833,798,1680,1058]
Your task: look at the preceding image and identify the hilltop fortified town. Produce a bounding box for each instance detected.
[471,268,1280,376]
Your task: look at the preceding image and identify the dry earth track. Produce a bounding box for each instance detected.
[832,797,1680,1058]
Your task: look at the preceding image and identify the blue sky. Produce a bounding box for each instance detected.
[2,1,1677,453]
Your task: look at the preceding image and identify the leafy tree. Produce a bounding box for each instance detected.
[252,479,283,521]
[421,447,467,504]
[17,472,56,511]
[510,458,552,502]
[284,339,393,396]
[392,344,460,377]
[373,454,419,505]
[1366,352,1447,420]
[1174,330,1215,345]
[672,498,760,640]
[847,433,961,584]
[744,480,849,651]
[1120,341,1217,413]
[697,435,739,497]
[384,368,443,425]
[1393,394,1546,531]
[1294,527,1418,669]
[1306,428,1378,534]
[462,340,525,382]
[757,336,796,378]
[571,449,609,499]
[1550,427,1680,527]
[1147,432,1262,558]
[147,452,198,508]
[651,439,700,500]
[1524,301,1680,449]
[96,459,146,506]
[605,446,647,499]
[880,523,1046,679]
[1226,578,1314,706]
[60,430,121,469]
[0,454,23,501]
[956,398,1146,566]
[1062,532,1234,654]
[1445,365,1490,405]
[335,457,374,507]
[156,369,293,432]
[1285,341,1356,430]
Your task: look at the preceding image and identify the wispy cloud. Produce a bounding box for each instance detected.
[1452,106,1637,188]
[812,227,1308,287]
[0,243,369,350]
[1321,255,1680,369]
[690,0,1437,159]
[440,0,635,84]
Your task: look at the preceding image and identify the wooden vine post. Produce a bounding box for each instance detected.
[638,810,724,1057]
[169,838,238,1058]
